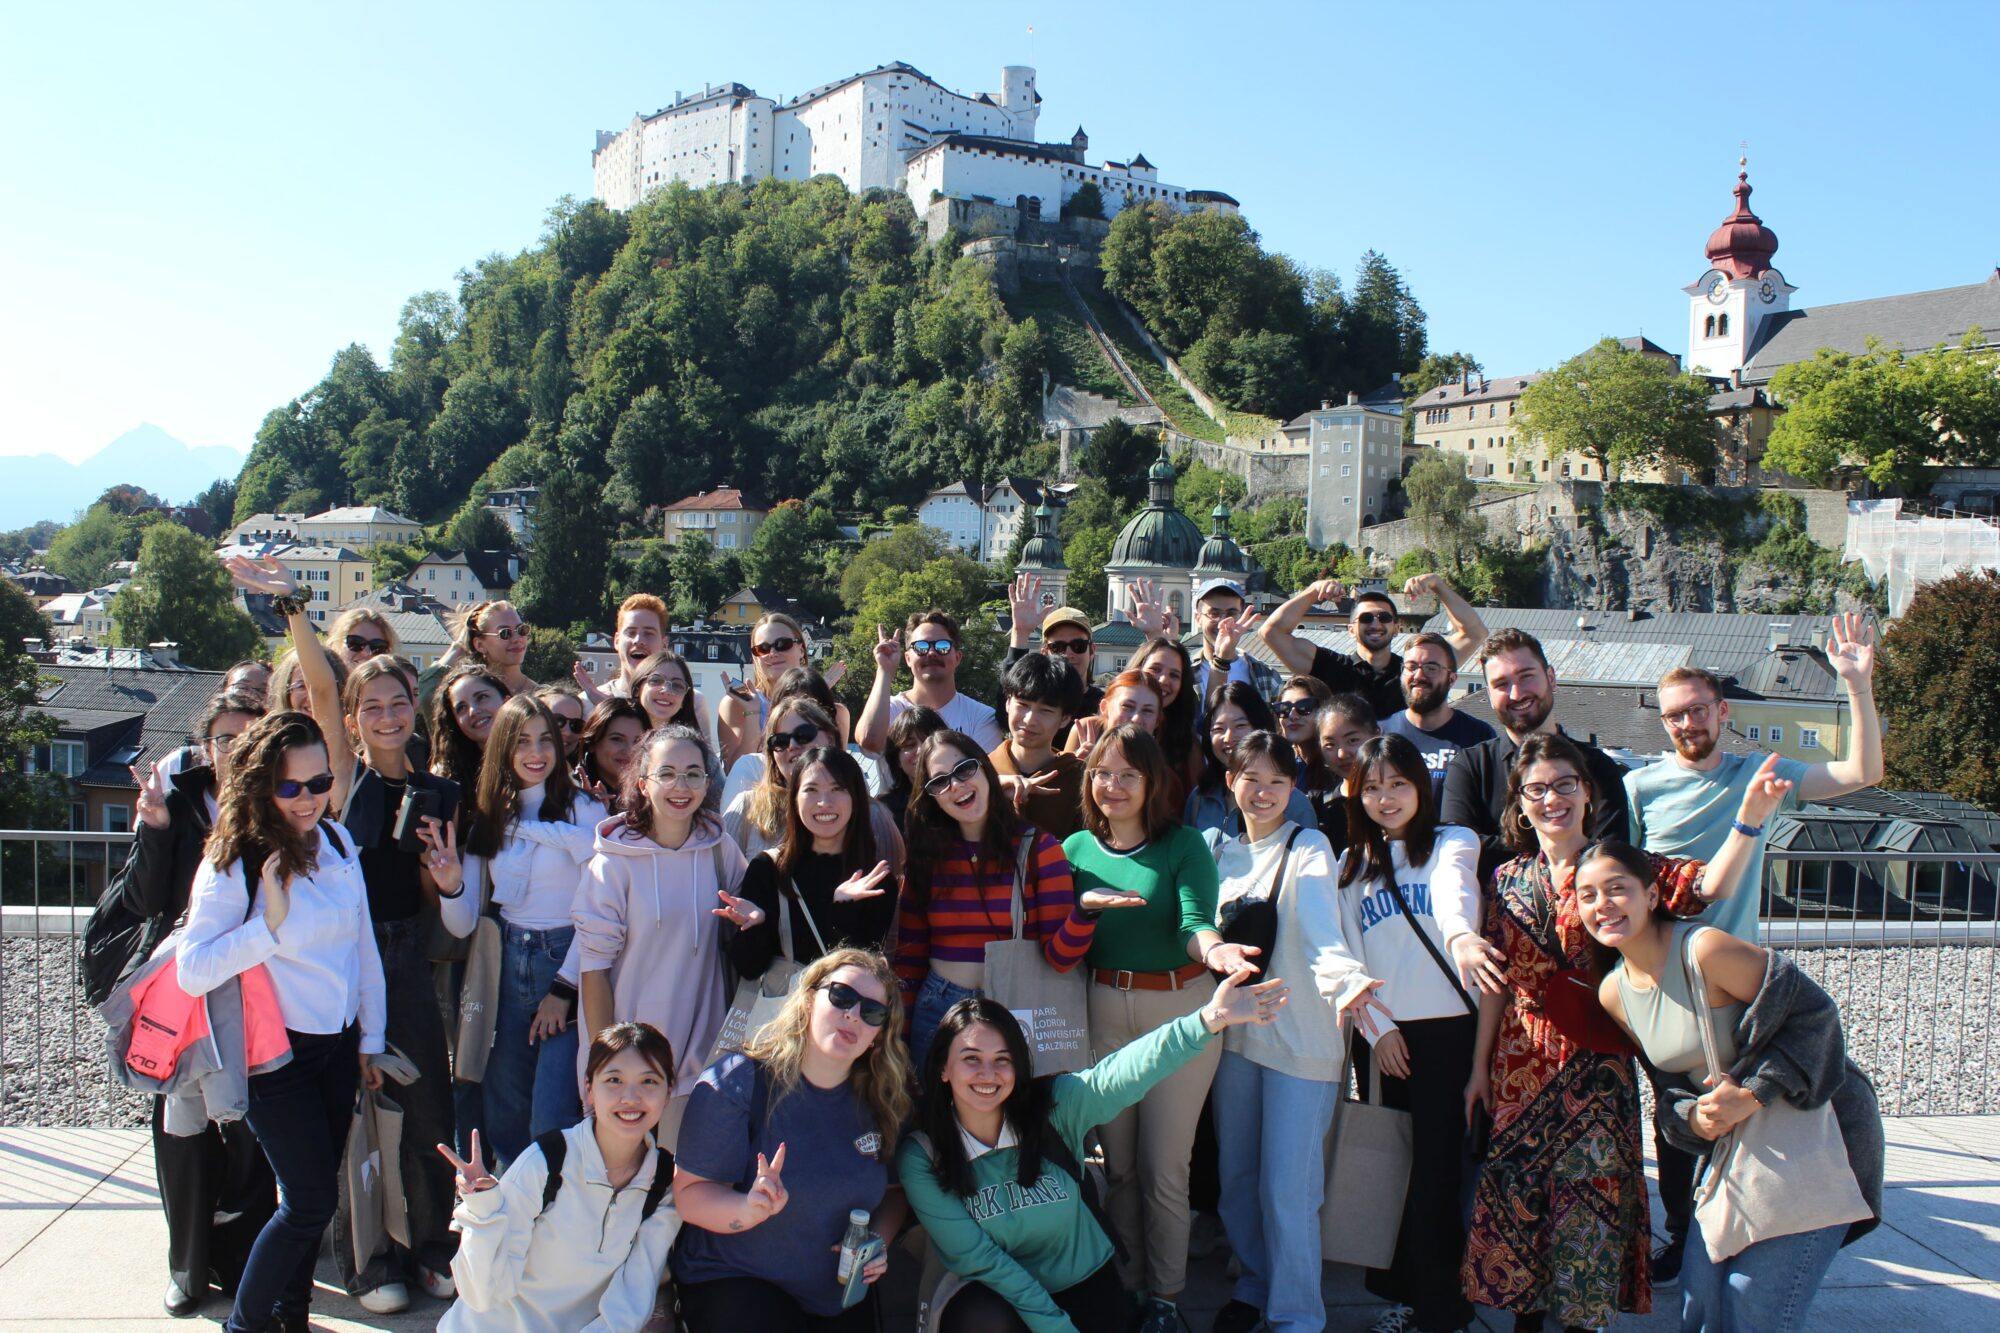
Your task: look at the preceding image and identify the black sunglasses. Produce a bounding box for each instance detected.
[481,624,532,641]
[819,981,889,1028]
[766,723,824,752]
[909,638,955,657]
[1273,701,1317,718]
[921,755,982,797]
[1045,636,1091,655]
[344,634,390,656]
[751,635,801,657]
[274,773,336,799]
[555,716,583,734]
[1354,612,1397,626]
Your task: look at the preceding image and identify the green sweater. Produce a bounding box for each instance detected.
[898,1013,1214,1332]
[1062,825,1219,973]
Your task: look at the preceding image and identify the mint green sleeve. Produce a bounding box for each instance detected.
[1051,1011,1213,1145]
[897,1140,1075,1333]
[1173,828,1220,947]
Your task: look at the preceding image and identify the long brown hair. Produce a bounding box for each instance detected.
[1079,724,1179,842]
[466,695,578,858]
[205,710,330,880]
[630,649,699,730]
[742,948,911,1152]
[1502,732,1598,854]
[577,696,647,792]
[776,746,877,881]
[618,725,723,840]
[902,731,1020,912]
[1340,734,1440,888]
[428,663,508,786]
[749,611,810,693]
[1131,636,1197,766]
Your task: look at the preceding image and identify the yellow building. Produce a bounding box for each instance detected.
[662,489,768,551]
[261,544,373,627]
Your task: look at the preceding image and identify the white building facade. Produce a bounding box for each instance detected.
[1303,395,1403,551]
[1683,166,1794,379]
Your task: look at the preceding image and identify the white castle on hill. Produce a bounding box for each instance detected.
[592,61,1236,226]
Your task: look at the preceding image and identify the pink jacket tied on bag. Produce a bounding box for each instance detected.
[125,958,290,1079]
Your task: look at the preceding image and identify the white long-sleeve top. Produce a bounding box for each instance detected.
[1315,825,1480,1045]
[176,821,387,1053]
[444,787,607,937]
[1206,821,1350,1083]
[440,1119,679,1333]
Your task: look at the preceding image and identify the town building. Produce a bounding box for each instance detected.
[213,542,372,626]
[224,512,305,546]
[293,505,424,550]
[916,476,1048,564]
[1299,392,1406,550]
[1013,503,1070,612]
[662,489,767,551]
[39,587,121,645]
[483,487,540,543]
[411,549,520,607]
[1100,444,1258,628]
[712,585,789,626]
[8,569,73,608]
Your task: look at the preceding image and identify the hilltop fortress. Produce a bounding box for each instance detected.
[592,61,1236,228]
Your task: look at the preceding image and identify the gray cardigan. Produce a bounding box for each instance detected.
[1649,945,1884,1246]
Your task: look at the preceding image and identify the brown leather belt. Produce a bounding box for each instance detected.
[1092,961,1209,991]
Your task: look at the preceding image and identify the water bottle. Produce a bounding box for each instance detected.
[836,1208,871,1282]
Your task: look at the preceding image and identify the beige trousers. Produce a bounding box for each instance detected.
[1087,972,1220,1298]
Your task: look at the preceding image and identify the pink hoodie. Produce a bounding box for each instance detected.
[572,814,746,1096]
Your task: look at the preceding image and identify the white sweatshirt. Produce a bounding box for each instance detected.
[1315,825,1481,1044]
[443,787,609,936]
[441,1119,679,1333]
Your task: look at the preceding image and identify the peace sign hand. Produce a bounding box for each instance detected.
[833,861,893,903]
[416,817,462,897]
[222,554,297,598]
[131,763,171,830]
[1204,968,1290,1030]
[998,769,1060,812]
[1213,609,1262,660]
[712,889,766,929]
[1737,753,1795,828]
[437,1129,499,1196]
[871,625,902,674]
[742,1144,788,1226]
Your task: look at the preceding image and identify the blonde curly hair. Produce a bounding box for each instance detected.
[741,948,910,1155]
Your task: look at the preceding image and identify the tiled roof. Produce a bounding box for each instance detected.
[303,506,418,525]
[1742,272,2000,383]
[1421,607,1873,688]
[37,665,227,790]
[1415,373,1545,406]
[910,133,1079,167]
[662,489,764,512]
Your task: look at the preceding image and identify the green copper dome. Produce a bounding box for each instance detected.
[1110,440,1201,568]
[1019,503,1067,569]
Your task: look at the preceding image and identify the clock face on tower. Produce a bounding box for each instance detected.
[1708,276,1730,304]
[1758,279,1777,303]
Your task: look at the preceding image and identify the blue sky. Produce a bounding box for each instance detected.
[4,0,1996,464]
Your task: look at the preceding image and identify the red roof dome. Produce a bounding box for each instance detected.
[1705,169,1779,279]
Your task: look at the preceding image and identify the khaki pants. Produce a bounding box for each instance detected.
[1087,972,1219,1298]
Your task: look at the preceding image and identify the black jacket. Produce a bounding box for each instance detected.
[1439,727,1631,883]
[81,765,219,1006]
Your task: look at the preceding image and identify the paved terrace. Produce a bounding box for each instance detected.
[3,1117,1996,1330]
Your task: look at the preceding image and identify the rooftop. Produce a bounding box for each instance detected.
[36,665,227,788]
[1743,270,2000,384]
[662,488,766,512]
[299,505,420,527]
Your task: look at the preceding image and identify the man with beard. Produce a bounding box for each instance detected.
[1258,573,1486,722]
[1621,611,1881,1287]
[1440,630,1634,886]
[857,606,1005,754]
[1379,631,1494,797]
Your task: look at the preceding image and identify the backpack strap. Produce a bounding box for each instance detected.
[1008,827,1037,940]
[641,1147,675,1220]
[734,1059,773,1190]
[534,1129,568,1217]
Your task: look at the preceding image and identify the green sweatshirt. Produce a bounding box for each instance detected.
[898,1012,1214,1333]
[1062,825,1219,973]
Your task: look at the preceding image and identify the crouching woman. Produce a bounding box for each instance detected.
[437,1021,682,1333]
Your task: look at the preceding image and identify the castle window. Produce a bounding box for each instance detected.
[1704,315,1716,338]
[1718,313,1730,336]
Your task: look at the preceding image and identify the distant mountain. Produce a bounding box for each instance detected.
[0,425,245,529]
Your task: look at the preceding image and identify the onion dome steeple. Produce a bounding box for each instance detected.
[1019,502,1066,569]
[1704,159,1780,280]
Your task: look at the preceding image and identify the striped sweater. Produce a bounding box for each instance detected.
[892,831,1094,1012]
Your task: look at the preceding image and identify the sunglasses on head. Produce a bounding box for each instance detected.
[921,755,982,797]
[751,635,800,657]
[909,638,954,657]
[818,981,889,1028]
[274,773,336,799]
[344,635,390,655]
[481,624,531,641]
[766,723,824,752]
[1045,636,1091,655]
[1354,611,1396,626]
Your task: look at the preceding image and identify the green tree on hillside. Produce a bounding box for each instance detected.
[515,472,610,629]
[1080,420,1158,512]
[444,505,516,555]
[1174,458,1248,532]
[1516,338,1718,481]
[1,578,51,657]
[669,534,738,625]
[835,532,1000,705]
[742,501,840,618]
[1063,181,1105,221]
[110,524,261,668]
[1877,570,2000,809]
[192,477,238,535]
[45,504,167,588]
[1401,350,1484,442]
[1403,451,1484,569]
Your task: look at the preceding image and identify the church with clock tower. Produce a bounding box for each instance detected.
[1683,161,1795,379]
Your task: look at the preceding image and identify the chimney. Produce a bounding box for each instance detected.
[1390,371,1402,385]
[1479,373,1488,392]
[1346,391,1360,406]
[148,641,179,667]
[1462,370,1476,392]
[1321,399,1332,410]
[1767,621,1792,653]
[23,636,44,655]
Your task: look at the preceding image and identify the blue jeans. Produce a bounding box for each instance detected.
[484,923,582,1167]
[1212,1050,1341,1333]
[1681,1218,1846,1332]
[910,972,981,1075]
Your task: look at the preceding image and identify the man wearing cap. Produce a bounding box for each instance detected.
[1001,574,1103,749]
[1258,573,1487,722]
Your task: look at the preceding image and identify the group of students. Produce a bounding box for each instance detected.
[97,554,1891,1333]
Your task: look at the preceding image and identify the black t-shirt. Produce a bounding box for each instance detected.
[726,849,900,980]
[1308,645,1405,722]
[356,775,426,922]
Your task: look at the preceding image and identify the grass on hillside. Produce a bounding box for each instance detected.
[1007,283,1136,407]
[1222,409,1284,440]
[1078,290,1226,444]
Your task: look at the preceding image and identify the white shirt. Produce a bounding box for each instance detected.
[1317,826,1481,1042]
[176,821,387,1053]
[888,690,1004,751]
[447,787,606,935]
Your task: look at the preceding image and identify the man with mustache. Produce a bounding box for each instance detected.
[856,607,1005,754]
[1378,631,1494,799]
[1258,573,1487,723]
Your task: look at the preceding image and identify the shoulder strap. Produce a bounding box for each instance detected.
[535,1129,568,1216]
[1266,826,1304,912]
[318,818,349,860]
[1680,925,1727,1085]
[1009,828,1037,940]
[735,1059,773,1189]
[1383,874,1477,1016]
[783,877,828,958]
[641,1147,675,1220]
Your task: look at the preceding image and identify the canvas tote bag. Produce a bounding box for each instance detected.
[1320,1033,1413,1268]
[981,830,1093,1075]
[1682,925,1870,1262]
[709,860,827,1061]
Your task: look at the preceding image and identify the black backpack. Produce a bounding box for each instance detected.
[533,1130,675,1222]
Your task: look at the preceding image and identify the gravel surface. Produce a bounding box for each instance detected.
[5,937,1995,1126]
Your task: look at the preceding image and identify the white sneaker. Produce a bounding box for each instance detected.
[358,1282,412,1314]
[419,1267,456,1300]
[1367,1306,1415,1333]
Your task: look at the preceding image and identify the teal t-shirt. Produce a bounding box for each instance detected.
[897,1012,1213,1333]
[1062,825,1219,973]
[1624,751,1808,942]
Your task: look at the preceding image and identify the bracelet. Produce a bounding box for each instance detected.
[271,592,307,617]
[1731,819,1765,838]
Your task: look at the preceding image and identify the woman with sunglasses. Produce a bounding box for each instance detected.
[670,947,912,1333]
[726,698,906,869]
[719,612,852,769]
[894,731,1107,1069]
[417,601,537,723]
[98,691,276,1319]
[574,724,745,1151]
[719,666,845,806]
[905,970,1288,1333]
[1461,735,1750,1333]
[1184,682,1316,837]
[534,687,587,764]
[175,710,386,1333]
[726,747,898,980]
[223,558,351,783]
[429,664,510,788]
[326,607,399,669]
[575,697,648,804]
[1273,674,1333,780]
[1060,724,1233,1333]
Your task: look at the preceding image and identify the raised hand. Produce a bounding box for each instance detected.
[1338,977,1394,1039]
[1065,715,1105,755]
[1825,611,1876,690]
[223,554,298,598]
[1204,968,1289,1029]
[416,817,462,897]
[1450,933,1508,995]
[1737,753,1795,828]
[1213,609,1262,660]
[872,625,902,675]
[741,1143,788,1227]
[723,674,757,703]
[1126,578,1166,637]
[1307,578,1349,607]
[1008,573,1043,633]
[712,889,766,929]
[833,861,893,903]
[1402,572,1443,599]
[131,763,171,830]
[437,1129,499,1196]
[823,661,847,690]
[998,769,1060,812]
[259,854,292,932]
[1077,887,1147,912]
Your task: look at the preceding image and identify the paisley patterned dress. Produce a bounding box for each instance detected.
[1460,851,1704,1326]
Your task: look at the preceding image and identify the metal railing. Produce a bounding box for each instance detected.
[3,832,1996,1124]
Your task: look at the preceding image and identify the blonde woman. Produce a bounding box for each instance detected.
[670,948,912,1332]
[717,612,851,768]
[417,600,536,721]
[325,607,398,669]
